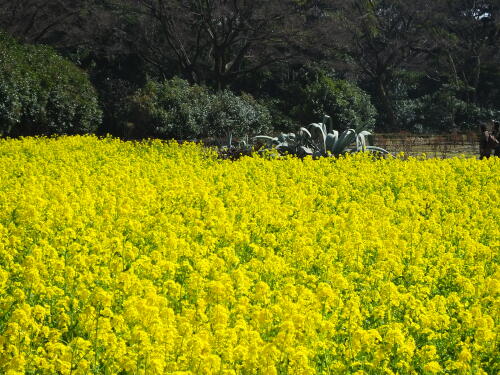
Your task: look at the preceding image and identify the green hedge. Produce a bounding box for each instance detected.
[127,78,272,141]
[290,74,377,131]
[0,32,101,137]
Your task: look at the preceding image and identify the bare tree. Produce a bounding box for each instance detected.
[0,0,102,47]
[111,0,299,90]
[315,0,436,131]
[428,0,500,104]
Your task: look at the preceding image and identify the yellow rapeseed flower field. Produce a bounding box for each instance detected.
[0,136,498,375]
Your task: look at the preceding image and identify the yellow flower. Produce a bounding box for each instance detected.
[0,136,497,374]
[423,361,443,374]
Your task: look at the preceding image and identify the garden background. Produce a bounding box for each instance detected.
[1,1,500,148]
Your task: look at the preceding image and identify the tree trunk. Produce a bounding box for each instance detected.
[376,77,397,132]
[471,54,481,104]
[213,47,226,91]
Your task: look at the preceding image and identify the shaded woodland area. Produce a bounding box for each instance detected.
[1,0,499,138]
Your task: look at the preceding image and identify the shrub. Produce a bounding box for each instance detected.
[390,71,500,133]
[290,75,377,131]
[413,87,499,132]
[257,97,298,133]
[207,91,272,144]
[127,78,272,141]
[127,78,211,139]
[0,32,101,137]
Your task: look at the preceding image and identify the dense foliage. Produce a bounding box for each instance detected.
[0,137,498,374]
[391,72,500,133]
[0,33,101,137]
[1,1,499,136]
[289,75,377,131]
[127,78,271,141]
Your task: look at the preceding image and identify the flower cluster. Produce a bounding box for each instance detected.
[0,136,498,374]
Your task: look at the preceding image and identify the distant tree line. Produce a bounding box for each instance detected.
[0,0,499,138]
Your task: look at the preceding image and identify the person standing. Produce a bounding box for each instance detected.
[479,123,499,159]
[493,121,500,157]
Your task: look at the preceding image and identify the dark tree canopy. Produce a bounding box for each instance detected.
[107,0,301,90]
[1,0,500,136]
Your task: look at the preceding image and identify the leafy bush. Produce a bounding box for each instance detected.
[207,91,272,144]
[127,78,211,139]
[390,71,500,133]
[0,32,101,136]
[290,75,377,131]
[257,97,298,133]
[414,88,499,132]
[389,70,427,132]
[127,78,272,141]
